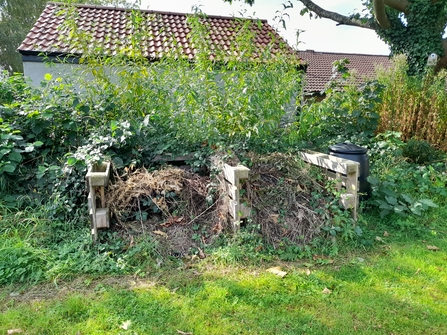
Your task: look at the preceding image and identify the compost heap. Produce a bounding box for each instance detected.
[107,153,332,256]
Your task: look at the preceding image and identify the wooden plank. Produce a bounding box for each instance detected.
[228,199,239,219]
[96,208,110,229]
[88,192,94,210]
[89,182,98,243]
[340,194,358,220]
[228,200,250,219]
[223,164,250,185]
[327,172,359,188]
[86,162,111,187]
[298,151,359,174]
[239,203,251,218]
[87,172,109,187]
[299,150,359,220]
[99,186,106,208]
[340,194,356,209]
[223,181,239,201]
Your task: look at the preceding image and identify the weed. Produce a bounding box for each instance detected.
[402,138,442,164]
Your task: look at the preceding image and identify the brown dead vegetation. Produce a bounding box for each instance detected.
[106,153,331,256]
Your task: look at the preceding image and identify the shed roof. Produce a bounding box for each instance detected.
[18,2,300,63]
[298,50,392,93]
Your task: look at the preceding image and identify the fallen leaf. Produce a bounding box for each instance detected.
[197,247,206,259]
[267,267,287,278]
[153,230,168,239]
[9,292,20,297]
[322,287,332,294]
[383,231,389,237]
[312,255,334,264]
[161,216,186,227]
[7,330,23,335]
[305,268,311,276]
[427,245,441,251]
[375,236,384,243]
[270,214,279,224]
[120,320,132,330]
[177,330,193,335]
[414,268,421,275]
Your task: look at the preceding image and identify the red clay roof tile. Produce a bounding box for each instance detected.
[18,2,300,64]
[298,50,392,93]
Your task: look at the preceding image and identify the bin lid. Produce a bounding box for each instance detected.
[329,142,367,154]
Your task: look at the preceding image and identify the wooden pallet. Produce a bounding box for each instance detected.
[222,164,251,230]
[298,150,360,220]
[86,161,111,243]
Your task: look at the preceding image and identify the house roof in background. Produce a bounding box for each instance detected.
[18,2,300,63]
[298,50,393,93]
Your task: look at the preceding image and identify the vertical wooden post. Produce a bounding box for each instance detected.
[222,164,251,231]
[88,183,98,243]
[86,161,111,243]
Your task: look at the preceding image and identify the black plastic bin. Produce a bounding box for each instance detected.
[328,143,371,200]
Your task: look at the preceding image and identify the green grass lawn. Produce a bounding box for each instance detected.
[1,226,446,335]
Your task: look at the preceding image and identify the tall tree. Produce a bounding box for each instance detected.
[0,0,46,73]
[0,0,135,73]
[224,0,447,74]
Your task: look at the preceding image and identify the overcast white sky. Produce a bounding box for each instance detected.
[140,0,390,55]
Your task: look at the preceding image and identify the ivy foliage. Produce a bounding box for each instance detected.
[375,0,447,74]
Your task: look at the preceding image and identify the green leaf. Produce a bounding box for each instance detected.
[111,120,118,132]
[367,176,379,185]
[0,148,11,156]
[67,157,77,165]
[385,196,398,206]
[410,206,422,216]
[8,151,22,162]
[33,141,44,147]
[418,199,438,208]
[112,156,124,167]
[2,164,16,173]
[401,193,414,205]
[44,73,53,81]
[379,209,390,217]
[393,205,407,215]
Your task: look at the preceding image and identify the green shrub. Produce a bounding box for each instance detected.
[367,134,446,218]
[299,60,383,151]
[402,138,441,164]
